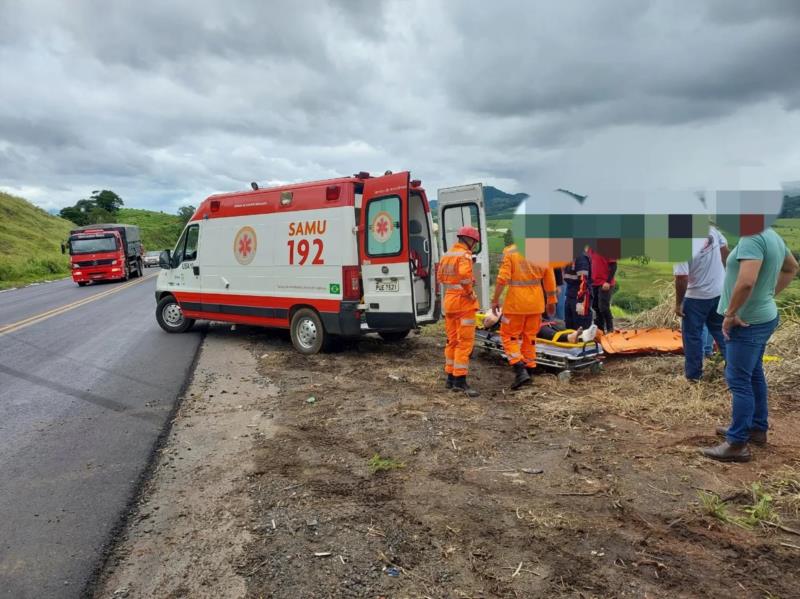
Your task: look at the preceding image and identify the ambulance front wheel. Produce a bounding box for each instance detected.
[290,308,326,354]
[156,296,195,334]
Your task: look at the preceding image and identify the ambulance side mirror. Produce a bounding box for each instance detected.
[159,250,172,269]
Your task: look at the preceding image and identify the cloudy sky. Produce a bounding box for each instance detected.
[1,0,800,214]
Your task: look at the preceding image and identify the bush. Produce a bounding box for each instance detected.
[613,290,659,314]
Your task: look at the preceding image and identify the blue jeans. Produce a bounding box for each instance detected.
[555,284,567,321]
[703,326,714,357]
[681,296,726,380]
[724,316,779,444]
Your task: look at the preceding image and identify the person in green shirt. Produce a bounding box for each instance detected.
[701,228,798,462]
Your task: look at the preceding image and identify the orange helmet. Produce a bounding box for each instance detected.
[457,225,480,242]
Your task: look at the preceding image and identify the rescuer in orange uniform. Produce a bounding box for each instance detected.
[491,243,558,389]
[437,226,481,397]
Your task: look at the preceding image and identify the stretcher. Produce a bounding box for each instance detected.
[473,321,604,381]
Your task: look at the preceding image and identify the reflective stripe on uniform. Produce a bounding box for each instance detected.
[563,273,579,280]
[443,250,468,257]
[454,362,469,370]
[445,358,454,365]
[508,279,540,286]
[546,290,558,297]
[461,318,475,325]
[442,283,464,290]
[459,278,472,285]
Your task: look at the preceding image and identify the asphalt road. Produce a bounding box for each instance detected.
[0,270,204,598]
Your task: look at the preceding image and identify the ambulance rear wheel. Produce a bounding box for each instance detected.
[156,296,195,333]
[378,330,410,342]
[291,308,326,354]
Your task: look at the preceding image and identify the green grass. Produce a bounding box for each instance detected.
[0,192,74,289]
[774,218,800,254]
[116,208,184,252]
[0,195,187,290]
[368,454,405,474]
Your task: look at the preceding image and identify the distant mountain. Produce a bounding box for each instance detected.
[780,195,800,218]
[482,186,530,218]
[432,185,529,219]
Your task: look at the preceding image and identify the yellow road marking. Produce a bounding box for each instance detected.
[0,273,159,337]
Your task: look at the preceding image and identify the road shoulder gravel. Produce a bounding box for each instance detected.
[93,329,277,598]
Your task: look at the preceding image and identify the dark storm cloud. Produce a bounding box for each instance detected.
[442,1,800,131]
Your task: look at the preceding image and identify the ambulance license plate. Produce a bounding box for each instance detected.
[375,280,399,292]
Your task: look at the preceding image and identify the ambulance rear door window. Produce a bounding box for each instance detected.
[366,195,402,257]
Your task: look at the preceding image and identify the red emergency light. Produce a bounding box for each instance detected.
[210,200,221,212]
[326,185,341,201]
[410,179,421,188]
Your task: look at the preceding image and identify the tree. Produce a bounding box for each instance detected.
[91,190,124,214]
[59,205,87,226]
[177,205,196,225]
[503,228,514,247]
[59,190,122,226]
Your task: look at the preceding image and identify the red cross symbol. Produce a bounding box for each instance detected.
[238,234,252,257]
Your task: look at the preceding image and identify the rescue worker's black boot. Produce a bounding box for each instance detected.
[452,376,480,397]
[526,365,540,377]
[511,362,531,390]
[445,373,455,390]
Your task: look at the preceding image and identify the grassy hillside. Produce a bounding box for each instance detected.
[0,197,187,290]
[116,208,185,252]
[0,192,74,289]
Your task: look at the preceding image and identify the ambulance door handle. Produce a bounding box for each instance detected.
[193,266,200,276]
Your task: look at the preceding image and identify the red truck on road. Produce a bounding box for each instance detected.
[62,224,144,286]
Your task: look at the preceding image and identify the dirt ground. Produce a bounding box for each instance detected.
[96,324,800,599]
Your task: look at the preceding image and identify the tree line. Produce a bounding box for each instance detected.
[59,190,195,226]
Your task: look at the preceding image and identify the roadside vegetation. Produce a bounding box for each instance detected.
[0,190,194,289]
[116,207,186,252]
[0,192,73,289]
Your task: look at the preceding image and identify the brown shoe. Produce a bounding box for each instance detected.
[715,426,767,446]
[701,441,752,463]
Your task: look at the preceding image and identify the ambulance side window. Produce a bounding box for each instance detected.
[173,223,199,266]
[366,195,402,257]
[442,203,481,253]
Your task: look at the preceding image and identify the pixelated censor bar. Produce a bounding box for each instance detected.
[511,189,784,264]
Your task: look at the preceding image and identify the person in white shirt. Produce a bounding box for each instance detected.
[674,225,729,381]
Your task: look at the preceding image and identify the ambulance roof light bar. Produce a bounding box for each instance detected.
[355,171,370,179]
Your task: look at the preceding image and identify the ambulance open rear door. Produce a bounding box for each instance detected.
[359,172,416,331]
[436,183,490,311]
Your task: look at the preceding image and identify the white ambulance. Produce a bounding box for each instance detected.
[154,171,489,353]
